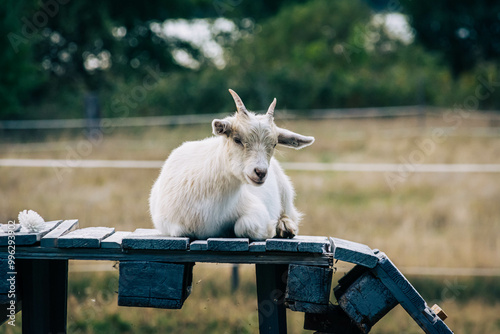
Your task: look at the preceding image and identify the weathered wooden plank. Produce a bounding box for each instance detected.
[267,236,331,253]
[101,231,131,249]
[119,262,185,299]
[336,271,398,332]
[330,237,378,268]
[122,236,189,250]
[295,236,331,253]
[373,254,426,310]
[57,227,115,248]
[372,253,453,334]
[286,264,333,314]
[0,221,62,246]
[118,261,194,309]
[117,296,184,309]
[120,228,189,250]
[4,245,333,266]
[288,300,330,314]
[40,220,79,247]
[266,238,299,252]
[207,238,249,252]
[189,240,208,251]
[249,241,266,252]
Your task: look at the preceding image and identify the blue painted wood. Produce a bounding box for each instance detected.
[249,241,266,252]
[330,237,378,268]
[295,236,331,253]
[266,236,331,253]
[19,259,68,334]
[118,261,193,309]
[255,264,288,334]
[286,264,332,314]
[0,221,62,246]
[336,271,398,332]
[207,238,249,251]
[0,258,16,313]
[121,229,189,250]
[0,260,14,293]
[373,253,453,334]
[122,236,189,250]
[189,240,208,251]
[119,262,185,299]
[118,296,184,309]
[0,217,455,333]
[58,227,115,248]
[266,238,299,252]
[40,220,79,247]
[101,231,131,249]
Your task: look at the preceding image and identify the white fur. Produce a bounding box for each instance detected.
[149,90,314,240]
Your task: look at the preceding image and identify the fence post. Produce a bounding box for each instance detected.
[84,92,101,136]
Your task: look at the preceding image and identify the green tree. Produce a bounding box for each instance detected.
[0,0,43,119]
[401,0,500,78]
[0,0,306,119]
[219,0,447,111]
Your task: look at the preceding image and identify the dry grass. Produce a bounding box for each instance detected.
[1,113,499,333]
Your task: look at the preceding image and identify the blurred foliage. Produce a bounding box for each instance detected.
[0,0,44,119]
[1,0,499,120]
[220,0,446,111]
[401,0,500,78]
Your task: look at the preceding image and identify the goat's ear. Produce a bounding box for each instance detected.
[277,127,315,149]
[212,119,232,136]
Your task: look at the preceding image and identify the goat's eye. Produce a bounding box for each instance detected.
[234,138,243,146]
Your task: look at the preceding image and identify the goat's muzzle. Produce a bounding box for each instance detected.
[248,167,267,186]
[254,168,267,180]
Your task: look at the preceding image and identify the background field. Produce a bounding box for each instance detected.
[1,113,500,333]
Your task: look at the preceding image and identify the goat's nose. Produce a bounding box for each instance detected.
[254,168,267,179]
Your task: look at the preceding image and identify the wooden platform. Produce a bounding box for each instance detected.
[0,220,453,334]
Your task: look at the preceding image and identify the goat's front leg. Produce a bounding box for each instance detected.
[234,194,275,240]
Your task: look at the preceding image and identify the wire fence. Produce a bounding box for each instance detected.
[1,158,500,173]
[0,106,461,130]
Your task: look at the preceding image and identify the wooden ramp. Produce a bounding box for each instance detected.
[0,220,453,333]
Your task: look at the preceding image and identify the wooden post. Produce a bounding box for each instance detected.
[255,264,288,334]
[231,264,239,293]
[19,259,68,334]
[84,91,101,137]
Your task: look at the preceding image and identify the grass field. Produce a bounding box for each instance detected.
[1,113,499,333]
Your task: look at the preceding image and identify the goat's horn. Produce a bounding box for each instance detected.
[228,89,248,116]
[267,98,277,118]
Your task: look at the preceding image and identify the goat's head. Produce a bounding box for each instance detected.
[212,89,314,186]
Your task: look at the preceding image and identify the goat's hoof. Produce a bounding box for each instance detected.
[275,215,297,239]
[276,228,295,239]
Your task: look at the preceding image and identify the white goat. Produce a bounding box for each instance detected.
[149,89,314,240]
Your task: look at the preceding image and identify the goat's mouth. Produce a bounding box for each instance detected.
[247,175,266,186]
